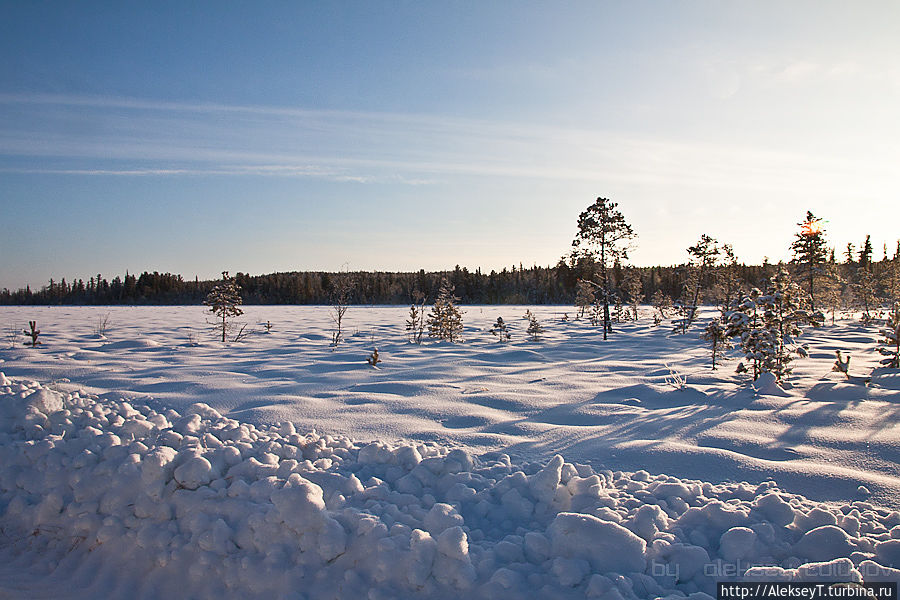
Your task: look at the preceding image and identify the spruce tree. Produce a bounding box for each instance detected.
[790,211,828,311]
[205,271,243,343]
[427,278,464,342]
[859,235,873,270]
[571,197,635,340]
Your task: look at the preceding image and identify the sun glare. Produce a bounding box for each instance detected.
[801,218,823,237]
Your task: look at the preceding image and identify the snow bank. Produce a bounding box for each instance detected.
[1,374,898,599]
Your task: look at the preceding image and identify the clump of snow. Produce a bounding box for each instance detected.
[1,374,900,598]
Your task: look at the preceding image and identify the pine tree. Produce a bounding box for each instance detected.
[205,271,243,343]
[727,269,813,383]
[572,197,636,340]
[700,317,731,370]
[527,313,544,341]
[490,317,511,342]
[790,211,828,311]
[878,302,900,368]
[683,234,720,328]
[427,278,464,342]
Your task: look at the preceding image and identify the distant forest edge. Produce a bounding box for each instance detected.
[0,257,888,307]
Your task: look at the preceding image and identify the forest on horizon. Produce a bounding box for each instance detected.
[2,252,895,308]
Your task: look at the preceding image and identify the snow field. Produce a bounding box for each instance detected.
[2,375,900,599]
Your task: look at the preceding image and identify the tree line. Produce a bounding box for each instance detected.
[2,261,793,307]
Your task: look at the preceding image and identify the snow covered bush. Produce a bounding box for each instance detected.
[204,272,244,343]
[427,278,464,342]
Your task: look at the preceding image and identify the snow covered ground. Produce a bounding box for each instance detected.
[1,305,899,598]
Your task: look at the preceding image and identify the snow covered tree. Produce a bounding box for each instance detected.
[790,211,828,311]
[572,197,635,340]
[490,317,511,342]
[427,278,464,342]
[878,302,900,368]
[700,317,731,370]
[205,271,243,343]
[527,312,544,341]
[727,269,813,383]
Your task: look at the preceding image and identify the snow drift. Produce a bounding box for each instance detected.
[2,374,899,599]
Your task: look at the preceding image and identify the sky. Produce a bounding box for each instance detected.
[1,1,899,291]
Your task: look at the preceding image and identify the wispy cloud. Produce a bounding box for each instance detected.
[0,92,897,197]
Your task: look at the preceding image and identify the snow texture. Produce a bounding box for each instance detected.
[0,305,899,597]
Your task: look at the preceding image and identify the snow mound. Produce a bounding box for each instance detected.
[1,374,899,599]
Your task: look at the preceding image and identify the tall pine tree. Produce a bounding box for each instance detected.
[571,197,635,340]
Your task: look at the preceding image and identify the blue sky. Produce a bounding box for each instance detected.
[2,1,899,290]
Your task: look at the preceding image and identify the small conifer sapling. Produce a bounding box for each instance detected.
[204,271,244,343]
[527,313,544,341]
[427,278,464,342]
[700,318,731,370]
[490,317,511,342]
